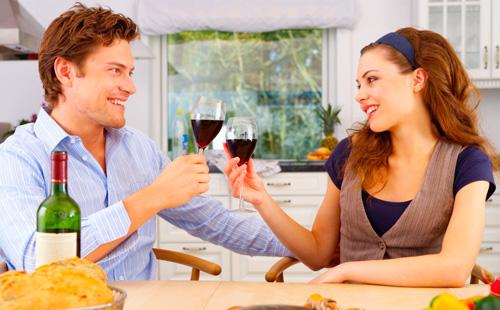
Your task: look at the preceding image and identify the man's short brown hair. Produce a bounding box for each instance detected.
[38,3,139,108]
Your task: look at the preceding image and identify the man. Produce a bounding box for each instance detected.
[0,4,289,280]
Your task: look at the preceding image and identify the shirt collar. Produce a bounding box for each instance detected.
[33,107,71,151]
[33,107,133,152]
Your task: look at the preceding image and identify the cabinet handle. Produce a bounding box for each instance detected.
[496,45,499,69]
[182,246,207,252]
[483,46,488,70]
[275,199,292,205]
[266,182,291,187]
[479,246,493,253]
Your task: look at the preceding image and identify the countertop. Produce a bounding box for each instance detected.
[209,160,326,173]
[112,280,489,310]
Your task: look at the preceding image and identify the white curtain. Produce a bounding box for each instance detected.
[137,0,358,35]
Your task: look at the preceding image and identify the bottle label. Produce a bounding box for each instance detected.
[35,232,77,267]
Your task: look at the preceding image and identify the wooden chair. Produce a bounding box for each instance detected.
[265,256,495,284]
[153,248,222,280]
[0,249,222,281]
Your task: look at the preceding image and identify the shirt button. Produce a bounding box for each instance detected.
[82,155,88,161]
[70,139,76,144]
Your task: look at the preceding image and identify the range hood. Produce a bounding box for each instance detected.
[0,0,44,60]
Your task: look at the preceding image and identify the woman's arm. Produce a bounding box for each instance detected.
[256,180,341,270]
[224,148,341,270]
[311,180,489,287]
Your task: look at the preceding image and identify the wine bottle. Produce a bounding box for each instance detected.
[35,150,81,267]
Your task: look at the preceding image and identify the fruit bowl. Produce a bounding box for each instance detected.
[66,286,126,310]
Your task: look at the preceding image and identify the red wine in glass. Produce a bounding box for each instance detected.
[225,117,257,213]
[226,139,257,166]
[190,96,225,154]
[191,119,224,150]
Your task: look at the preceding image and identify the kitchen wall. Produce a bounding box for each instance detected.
[1,0,499,148]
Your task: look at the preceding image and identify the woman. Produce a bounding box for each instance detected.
[224,27,497,287]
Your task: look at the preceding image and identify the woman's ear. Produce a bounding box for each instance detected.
[53,57,76,87]
[412,67,428,92]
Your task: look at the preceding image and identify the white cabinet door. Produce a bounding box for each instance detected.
[476,242,500,276]
[231,254,325,282]
[417,0,491,79]
[262,173,327,196]
[480,195,500,276]
[231,194,324,282]
[231,195,322,225]
[157,243,231,281]
[492,0,500,78]
[157,195,230,243]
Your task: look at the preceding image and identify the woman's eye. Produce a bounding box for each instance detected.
[367,76,377,84]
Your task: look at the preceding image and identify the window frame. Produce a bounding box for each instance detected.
[156,28,346,158]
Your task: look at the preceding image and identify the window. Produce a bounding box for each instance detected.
[166,29,327,160]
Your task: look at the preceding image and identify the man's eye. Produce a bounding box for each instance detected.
[110,68,120,74]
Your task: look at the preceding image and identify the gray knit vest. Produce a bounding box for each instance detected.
[339,139,463,262]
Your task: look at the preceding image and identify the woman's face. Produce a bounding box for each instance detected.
[355,48,417,133]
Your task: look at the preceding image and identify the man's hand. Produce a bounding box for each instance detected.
[146,154,210,211]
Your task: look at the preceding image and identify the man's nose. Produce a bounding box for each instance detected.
[120,74,136,95]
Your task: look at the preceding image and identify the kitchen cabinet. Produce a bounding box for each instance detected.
[416,0,500,88]
[477,191,500,276]
[157,172,327,282]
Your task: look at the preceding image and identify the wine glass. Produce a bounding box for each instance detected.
[225,117,258,213]
[191,96,225,154]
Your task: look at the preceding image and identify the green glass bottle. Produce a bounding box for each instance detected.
[35,150,81,267]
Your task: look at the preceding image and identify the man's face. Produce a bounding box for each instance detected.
[66,39,136,129]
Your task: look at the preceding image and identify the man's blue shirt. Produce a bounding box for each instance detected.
[0,108,289,280]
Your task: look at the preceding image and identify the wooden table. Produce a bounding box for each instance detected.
[112,280,490,310]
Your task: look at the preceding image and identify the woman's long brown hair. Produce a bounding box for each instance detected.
[348,27,497,190]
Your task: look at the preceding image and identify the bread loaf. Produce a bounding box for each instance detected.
[0,257,114,310]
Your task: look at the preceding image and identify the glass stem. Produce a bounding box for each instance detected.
[238,174,244,210]
[198,147,204,155]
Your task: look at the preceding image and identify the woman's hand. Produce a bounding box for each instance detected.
[309,264,346,284]
[223,143,271,207]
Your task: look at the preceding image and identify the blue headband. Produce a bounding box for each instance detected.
[375,32,419,69]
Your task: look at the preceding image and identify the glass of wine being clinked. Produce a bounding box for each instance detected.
[226,117,258,213]
[191,96,225,154]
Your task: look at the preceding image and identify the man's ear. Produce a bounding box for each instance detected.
[412,67,428,92]
[54,57,76,87]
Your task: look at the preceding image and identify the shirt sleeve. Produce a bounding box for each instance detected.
[0,147,132,272]
[158,195,293,257]
[454,146,496,200]
[324,137,351,190]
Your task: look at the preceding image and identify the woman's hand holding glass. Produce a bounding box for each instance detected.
[223,146,271,210]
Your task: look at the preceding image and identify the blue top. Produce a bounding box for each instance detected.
[325,138,496,236]
[0,108,290,280]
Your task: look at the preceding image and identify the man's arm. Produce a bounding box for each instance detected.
[158,195,293,257]
[0,145,210,271]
